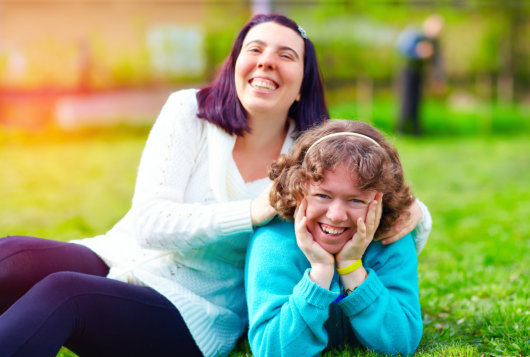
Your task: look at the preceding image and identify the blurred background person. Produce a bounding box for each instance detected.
[396,14,445,136]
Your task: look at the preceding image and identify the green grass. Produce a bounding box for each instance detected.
[1,128,528,357]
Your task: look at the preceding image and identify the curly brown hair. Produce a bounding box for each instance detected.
[269,120,415,238]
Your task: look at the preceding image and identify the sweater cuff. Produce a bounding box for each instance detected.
[217,200,254,236]
[339,268,385,316]
[411,198,432,255]
[293,269,339,309]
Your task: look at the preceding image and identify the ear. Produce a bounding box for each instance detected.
[295,93,301,102]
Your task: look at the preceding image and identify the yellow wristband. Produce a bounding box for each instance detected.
[336,260,362,275]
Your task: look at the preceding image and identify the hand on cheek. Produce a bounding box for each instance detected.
[295,199,335,288]
[336,192,382,267]
[334,193,382,292]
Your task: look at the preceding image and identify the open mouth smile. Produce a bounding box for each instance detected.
[319,223,348,236]
[250,78,278,91]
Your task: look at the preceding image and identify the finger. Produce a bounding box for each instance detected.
[367,193,383,237]
[295,216,308,240]
[368,199,380,235]
[380,222,412,244]
[356,217,366,241]
[375,226,395,241]
[294,200,310,243]
[381,234,401,245]
[410,200,423,227]
[295,211,307,235]
[375,192,383,225]
[294,198,307,222]
[364,201,375,234]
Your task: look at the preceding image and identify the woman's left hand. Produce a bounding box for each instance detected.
[250,183,277,226]
[336,193,383,265]
[295,199,335,288]
[374,199,422,245]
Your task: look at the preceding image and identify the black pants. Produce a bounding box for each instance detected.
[0,236,202,357]
[398,65,423,136]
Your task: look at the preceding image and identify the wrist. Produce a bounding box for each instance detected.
[309,263,334,289]
[340,267,368,293]
[336,258,362,271]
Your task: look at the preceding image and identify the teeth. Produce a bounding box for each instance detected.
[320,224,346,235]
[251,79,277,91]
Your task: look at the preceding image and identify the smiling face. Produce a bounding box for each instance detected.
[234,21,305,120]
[304,163,378,254]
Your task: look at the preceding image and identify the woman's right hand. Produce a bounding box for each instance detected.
[295,199,335,289]
[336,192,383,265]
[250,184,277,226]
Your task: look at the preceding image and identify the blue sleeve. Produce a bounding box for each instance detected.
[245,219,340,357]
[338,235,423,355]
[396,27,425,59]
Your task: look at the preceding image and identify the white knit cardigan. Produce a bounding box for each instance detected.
[73,89,432,356]
[73,89,283,356]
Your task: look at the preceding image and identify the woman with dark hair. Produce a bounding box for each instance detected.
[246,120,423,356]
[0,14,430,357]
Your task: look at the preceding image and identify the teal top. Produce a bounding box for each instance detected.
[245,218,422,356]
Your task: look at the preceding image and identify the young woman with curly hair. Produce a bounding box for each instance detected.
[246,120,423,356]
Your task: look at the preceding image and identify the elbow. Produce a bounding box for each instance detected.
[394,315,423,356]
[135,229,151,249]
[249,335,272,357]
[378,320,423,356]
[132,209,148,246]
[363,312,423,356]
[407,320,423,355]
[248,324,289,357]
[131,203,161,249]
[249,325,275,357]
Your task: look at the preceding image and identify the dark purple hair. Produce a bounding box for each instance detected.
[196,14,329,136]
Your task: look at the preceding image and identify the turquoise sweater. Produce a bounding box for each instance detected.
[245,218,422,356]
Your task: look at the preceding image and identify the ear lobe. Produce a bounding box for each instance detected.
[296,94,301,102]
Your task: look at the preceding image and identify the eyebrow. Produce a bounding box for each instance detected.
[313,186,364,197]
[243,40,301,60]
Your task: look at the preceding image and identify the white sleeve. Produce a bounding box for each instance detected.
[411,198,432,255]
[130,90,253,252]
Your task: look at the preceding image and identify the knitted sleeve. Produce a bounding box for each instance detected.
[131,89,252,251]
[245,219,338,357]
[338,236,423,355]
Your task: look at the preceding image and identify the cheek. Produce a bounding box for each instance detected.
[350,207,369,222]
[235,56,251,82]
[289,66,304,92]
[304,200,323,221]
[234,62,248,101]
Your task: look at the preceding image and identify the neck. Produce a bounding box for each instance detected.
[232,113,290,182]
[241,112,289,150]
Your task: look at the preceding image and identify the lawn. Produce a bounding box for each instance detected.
[0,127,528,357]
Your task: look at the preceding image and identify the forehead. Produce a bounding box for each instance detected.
[243,21,305,55]
[309,164,365,195]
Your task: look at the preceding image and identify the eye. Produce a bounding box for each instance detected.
[247,46,261,54]
[316,193,330,199]
[348,198,366,206]
[280,53,294,60]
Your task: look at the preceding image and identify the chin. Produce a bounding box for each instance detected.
[318,242,346,255]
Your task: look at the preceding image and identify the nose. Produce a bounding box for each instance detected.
[326,200,347,223]
[257,51,275,70]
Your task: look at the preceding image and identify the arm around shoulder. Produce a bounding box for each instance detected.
[131,89,253,251]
